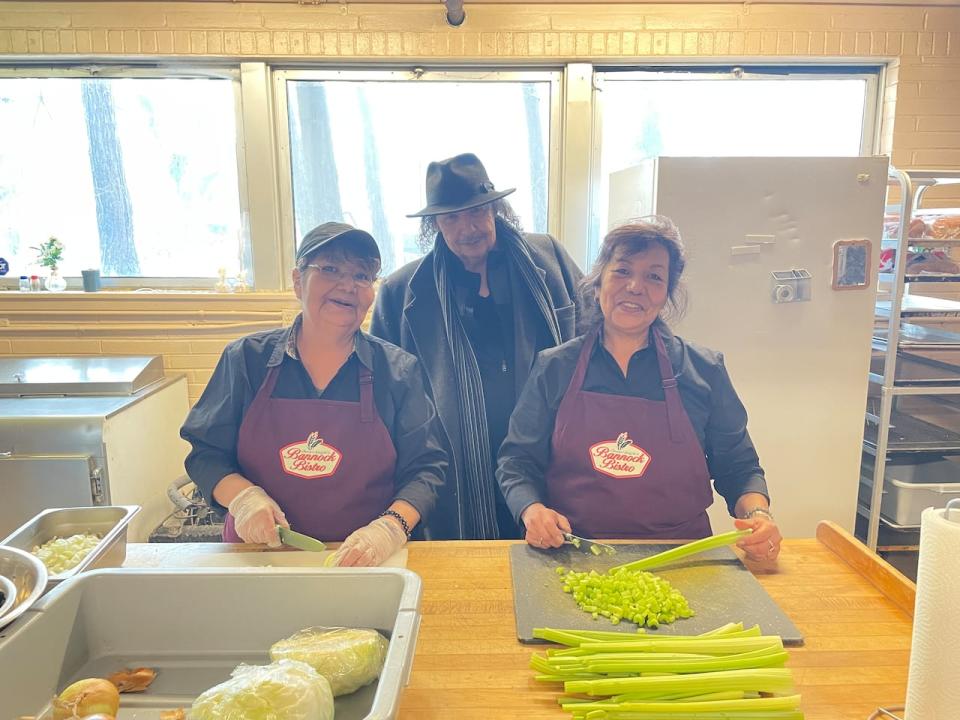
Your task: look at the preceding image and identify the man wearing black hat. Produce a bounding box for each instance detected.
[371,153,583,540]
[181,221,448,564]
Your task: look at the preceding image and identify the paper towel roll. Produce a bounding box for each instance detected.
[904,504,960,720]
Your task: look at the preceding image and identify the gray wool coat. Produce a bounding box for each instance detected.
[370,231,584,539]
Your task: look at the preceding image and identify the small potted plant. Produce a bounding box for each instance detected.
[32,236,66,292]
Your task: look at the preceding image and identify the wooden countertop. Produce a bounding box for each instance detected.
[125,521,914,720]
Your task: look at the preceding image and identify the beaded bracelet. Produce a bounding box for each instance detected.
[380,509,412,537]
[740,506,774,522]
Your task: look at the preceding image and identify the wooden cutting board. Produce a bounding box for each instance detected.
[509,543,803,645]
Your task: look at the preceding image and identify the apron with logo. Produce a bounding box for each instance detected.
[222,362,396,542]
[545,328,714,539]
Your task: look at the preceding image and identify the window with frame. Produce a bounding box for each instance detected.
[0,71,245,285]
[590,66,880,259]
[275,70,558,277]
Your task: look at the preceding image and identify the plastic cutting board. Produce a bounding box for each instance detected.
[509,543,803,645]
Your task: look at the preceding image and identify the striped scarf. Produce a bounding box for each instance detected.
[433,220,562,539]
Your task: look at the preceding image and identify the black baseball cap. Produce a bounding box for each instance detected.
[296,222,381,263]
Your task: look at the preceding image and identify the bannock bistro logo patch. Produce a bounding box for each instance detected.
[589,432,651,478]
[279,431,342,479]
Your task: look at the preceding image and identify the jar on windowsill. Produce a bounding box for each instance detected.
[44,268,67,292]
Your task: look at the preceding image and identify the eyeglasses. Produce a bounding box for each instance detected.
[304,263,377,288]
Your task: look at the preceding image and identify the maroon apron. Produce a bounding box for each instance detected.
[545,328,714,539]
[222,362,396,542]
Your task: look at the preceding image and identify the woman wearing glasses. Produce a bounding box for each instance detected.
[181,222,448,566]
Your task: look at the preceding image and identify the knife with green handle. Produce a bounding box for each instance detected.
[277,525,327,552]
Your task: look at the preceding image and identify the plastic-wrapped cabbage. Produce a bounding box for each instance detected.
[269,627,388,696]
[190,659,333,720]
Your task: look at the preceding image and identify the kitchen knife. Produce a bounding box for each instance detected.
[277,526,327,552]
[563,532,616,556]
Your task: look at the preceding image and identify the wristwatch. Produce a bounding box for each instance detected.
[740,506,774,522]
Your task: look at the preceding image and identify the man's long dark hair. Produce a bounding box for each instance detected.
[417,198,524,252]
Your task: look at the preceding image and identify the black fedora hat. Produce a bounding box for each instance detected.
[407,153,516,218]
[296,221,381,264]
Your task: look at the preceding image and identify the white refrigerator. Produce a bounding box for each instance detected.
[608,156,888,538]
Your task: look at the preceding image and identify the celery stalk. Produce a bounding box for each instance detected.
[576,636,783,655]
[698,622,743,636]
[613,690,746,703]
[613,694,801,712]
[583,712,804,720]
[611,529,752,573]
[584,650,789,674]
[564,667,795,696]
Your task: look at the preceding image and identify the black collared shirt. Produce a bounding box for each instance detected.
[449,248,517,476]
[180,317,447,520]
[497,328,768,523]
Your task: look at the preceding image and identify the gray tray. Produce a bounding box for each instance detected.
[1,505,139,589]
[510,543,803,645]
[0,567,421,720]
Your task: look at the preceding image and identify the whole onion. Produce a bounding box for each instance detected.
[52,678,120,720]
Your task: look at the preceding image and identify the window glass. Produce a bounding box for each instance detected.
[0,77,243,279]
[285,79,551,274]
[593,75,870,258]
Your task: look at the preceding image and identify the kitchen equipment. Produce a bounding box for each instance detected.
[509,543,802,644]
[279,525,327,552]
[860,453,960,527]
[149,476,224,543]
[608,156,888,537]
[0,567,422,720]
[1,505,140,589]
[563,532,616,555]
[0,356,191,541]
[0,545,47,632]
[124,544,409,570]
[0,575,16,619]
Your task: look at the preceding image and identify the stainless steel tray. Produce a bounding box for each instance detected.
[1,505,140,588]
[0,546,47,631]
[0,567,422,720]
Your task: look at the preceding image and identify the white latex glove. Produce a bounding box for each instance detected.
[331,516,408,567]
[227,485,288,547]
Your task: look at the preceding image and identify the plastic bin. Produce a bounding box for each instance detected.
[883,477,960,526]
[861,455,960,526]
[0,567,421,720]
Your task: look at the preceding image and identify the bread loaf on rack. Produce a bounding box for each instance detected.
[931,215,960,240]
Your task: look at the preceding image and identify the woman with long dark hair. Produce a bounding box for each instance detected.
[496,217,781,561]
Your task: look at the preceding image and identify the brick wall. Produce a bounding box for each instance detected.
[1,1,958,402]
[0,293,300,402]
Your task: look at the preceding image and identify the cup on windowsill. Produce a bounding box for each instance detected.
[81,269,101,292]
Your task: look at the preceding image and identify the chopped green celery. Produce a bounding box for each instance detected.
[564,667,795,696]
[611,529,752,573]
[557,566,694,629]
